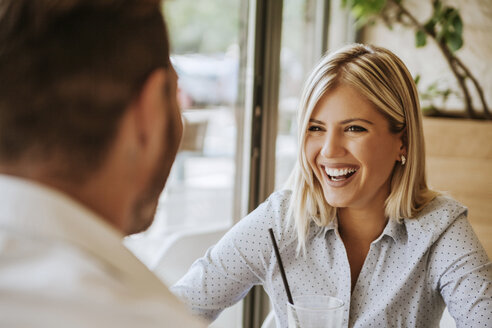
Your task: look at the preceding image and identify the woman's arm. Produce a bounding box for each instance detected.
[429,213,492,327]
[171,191,291,321]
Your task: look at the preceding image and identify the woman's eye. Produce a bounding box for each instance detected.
[345,125,367,132]
[308,125,323,132]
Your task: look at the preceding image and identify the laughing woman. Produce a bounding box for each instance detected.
[172,44,492,327]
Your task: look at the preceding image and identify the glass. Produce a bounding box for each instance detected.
[287,295,344,328]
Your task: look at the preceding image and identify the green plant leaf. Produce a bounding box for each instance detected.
[451,14,463,35]
[353,5,365,20]
[432,0,443,20]
[442,7,456,20]
[343,0,387,23]
[436,27,446,42]
[427,82,438,93]
[416,30,427,47]
[433,0,442,13]
[414,74,421,85]
[442,89,452,101]
[446,32,463,52]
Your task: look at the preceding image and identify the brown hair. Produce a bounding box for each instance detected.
[0,0,170,179]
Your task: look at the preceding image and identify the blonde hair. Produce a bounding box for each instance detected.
[287,44,438,253]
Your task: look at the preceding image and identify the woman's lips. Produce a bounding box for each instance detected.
[321,165,359,187]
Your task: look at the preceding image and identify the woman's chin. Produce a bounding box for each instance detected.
[323,193,351,209]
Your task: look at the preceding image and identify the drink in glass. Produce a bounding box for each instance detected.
[287,295,344,328]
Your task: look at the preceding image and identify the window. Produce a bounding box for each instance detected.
[275,0,329,190]
[125,0,248,276]
[125,1,249,326]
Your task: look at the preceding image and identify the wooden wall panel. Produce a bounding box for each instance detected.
[423,117,492,258]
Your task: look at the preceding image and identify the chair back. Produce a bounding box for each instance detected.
[152,226,228,286]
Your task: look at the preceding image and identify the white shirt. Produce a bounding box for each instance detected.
[0,175,206,328]
[172,190,492,328]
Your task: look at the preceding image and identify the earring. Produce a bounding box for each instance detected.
[401,155,406,166]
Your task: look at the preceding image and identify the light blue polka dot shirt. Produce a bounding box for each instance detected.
[172,190,492,327]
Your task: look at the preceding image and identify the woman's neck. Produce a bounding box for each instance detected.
[337,202,388,243]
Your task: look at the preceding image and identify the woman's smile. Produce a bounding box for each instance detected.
[322,165,359,185]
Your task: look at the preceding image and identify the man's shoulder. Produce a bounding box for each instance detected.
[0,230,206,327]
[0,230,127,295]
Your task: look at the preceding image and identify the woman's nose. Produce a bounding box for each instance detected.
[320,131,345,158]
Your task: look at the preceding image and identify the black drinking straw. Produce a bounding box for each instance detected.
[268,228,294,305]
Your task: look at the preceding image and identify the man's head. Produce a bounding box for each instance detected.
[0,0,182,234]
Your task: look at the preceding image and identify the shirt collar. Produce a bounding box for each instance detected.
[326,216,338,231]
[320,215,407,244]
[376,218,407,244]
[0,174,167,293]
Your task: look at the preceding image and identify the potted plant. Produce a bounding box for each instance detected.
[343,0,490,120]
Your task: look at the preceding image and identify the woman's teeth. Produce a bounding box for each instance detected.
[324,167,358,181]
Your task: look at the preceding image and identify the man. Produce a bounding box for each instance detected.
[0,0,205,326]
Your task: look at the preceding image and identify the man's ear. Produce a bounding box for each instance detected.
[132,68,167,148]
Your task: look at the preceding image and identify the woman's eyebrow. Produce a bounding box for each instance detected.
[309,118,325,125]
[340,118,374,125]
[309,118,374,125]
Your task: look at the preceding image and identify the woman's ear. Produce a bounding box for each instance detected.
[399,127,408,157]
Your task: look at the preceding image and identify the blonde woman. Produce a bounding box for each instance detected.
[172,44,492,327]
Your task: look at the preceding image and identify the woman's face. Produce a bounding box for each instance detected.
[305,84,403,212]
